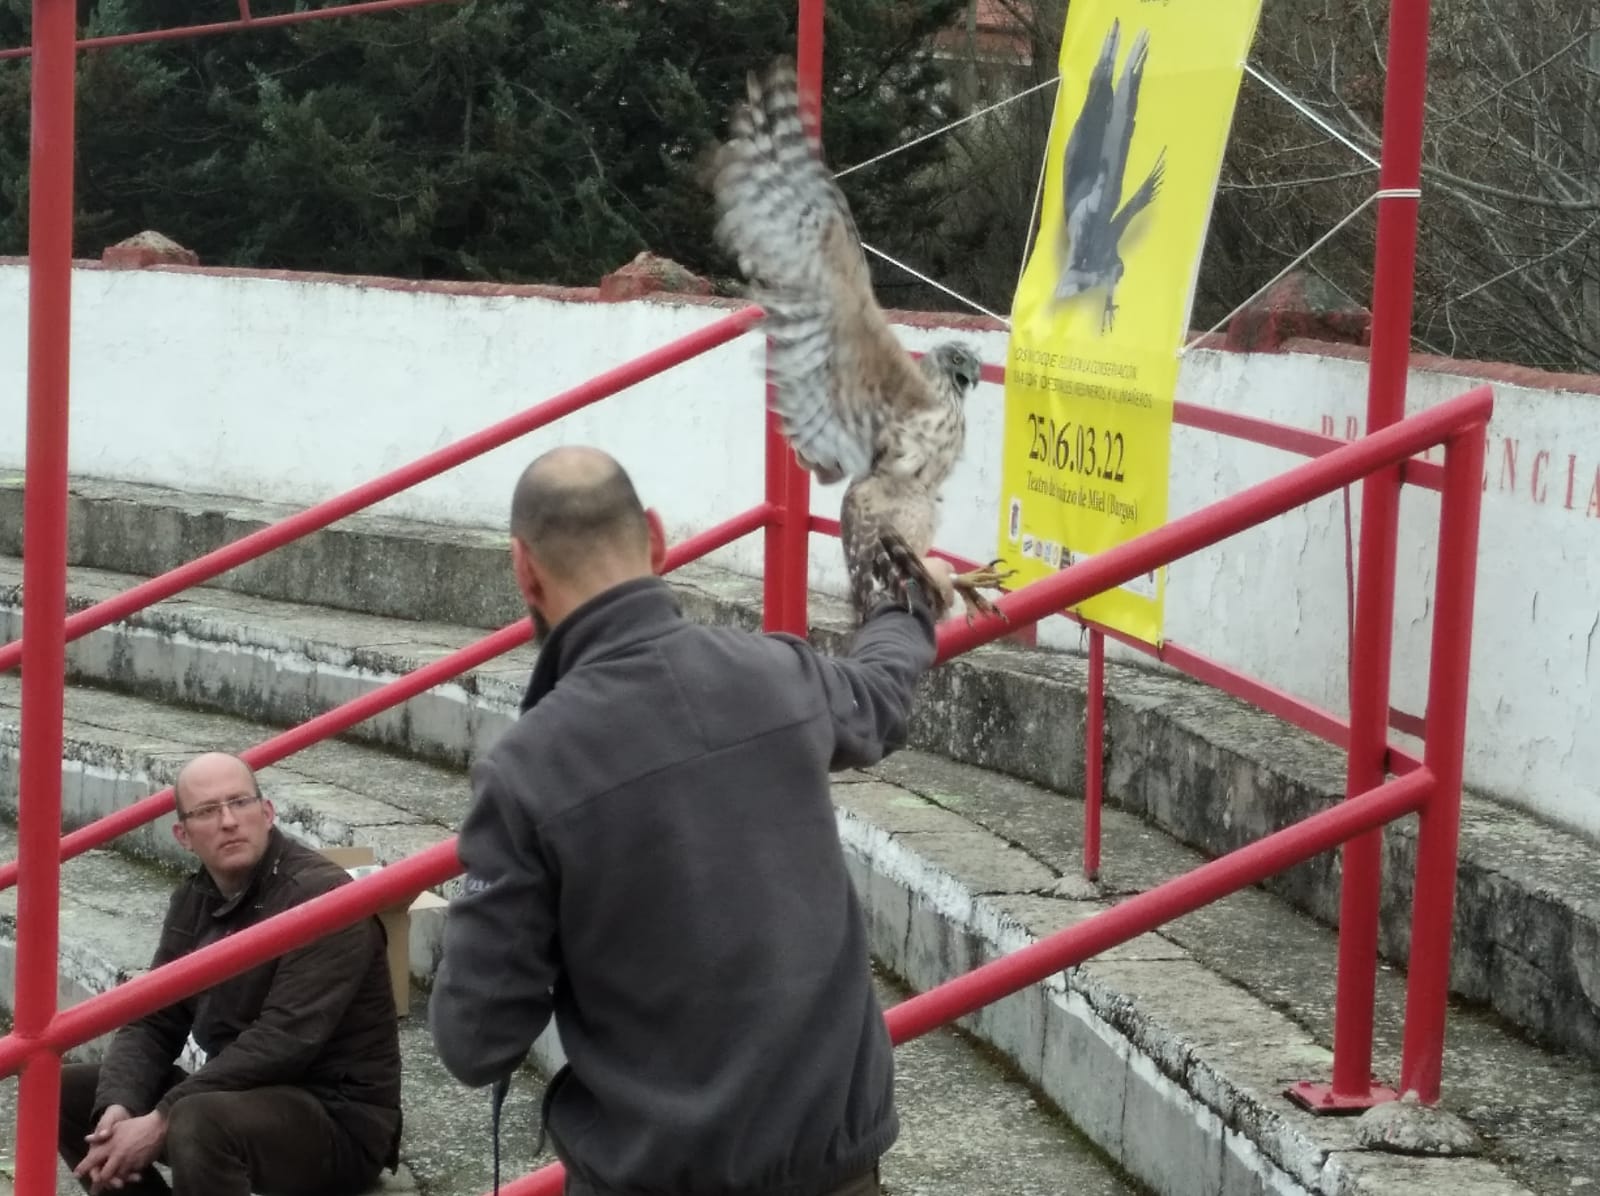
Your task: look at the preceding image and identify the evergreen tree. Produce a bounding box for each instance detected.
[0,0,964,292]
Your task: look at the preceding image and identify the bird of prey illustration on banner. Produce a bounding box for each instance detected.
[706,57,1013,625]
[1055,19,1166,332]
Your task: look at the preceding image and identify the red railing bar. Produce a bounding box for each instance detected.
[0,621,526,897]
[761,393,811,635]
[884,766,1434,1041]
[491,764,1436,1196]
[758,0,822,637]
[0,503,774,896]
[0,838,464,1075]
[1387,705,1426,740]
[1159,638,1424,775]
[1397,422,1486,1102]
[0,304,765,676]
[1084,629,1104,880]
[0,0,465,60]
[496,1171,567,1196]
[805,520,1426,775]
[1176,400,1351,461]
[1177,402,1445,491]
[931,387,1491,664]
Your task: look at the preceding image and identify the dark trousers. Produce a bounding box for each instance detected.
[57,1061,381,1196]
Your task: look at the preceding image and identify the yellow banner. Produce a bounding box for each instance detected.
[997,0,1262,645]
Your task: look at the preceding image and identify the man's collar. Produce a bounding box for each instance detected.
[202,825,286,917]
[520,576,682,713]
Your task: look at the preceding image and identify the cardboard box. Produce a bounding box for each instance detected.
[321,846,449,1016]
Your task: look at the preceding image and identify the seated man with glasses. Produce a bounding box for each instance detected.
[56,751,404,1196]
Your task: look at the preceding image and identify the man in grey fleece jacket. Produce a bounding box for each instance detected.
[429,445,950,1196]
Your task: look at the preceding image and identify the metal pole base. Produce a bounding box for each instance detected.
[1284,1078,1400,1115]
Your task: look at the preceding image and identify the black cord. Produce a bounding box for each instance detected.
[491,1074,511,1195]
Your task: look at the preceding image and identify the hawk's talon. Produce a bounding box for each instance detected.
[946,556,1015,625]
[950,561,1017,593]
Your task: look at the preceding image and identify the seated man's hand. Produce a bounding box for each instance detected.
[75,1105,129,1190]
[86,1103,131,1144]
[76,1108,165,1194]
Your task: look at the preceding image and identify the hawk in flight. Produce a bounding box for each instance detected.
[707,58,1011,624]
[1055,20,1166,332]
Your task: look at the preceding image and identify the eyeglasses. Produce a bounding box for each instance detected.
[178,793,263,824]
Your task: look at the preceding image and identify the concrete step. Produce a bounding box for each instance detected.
[0,672,464,995]
[0,552,534,776]
[836,753,1600,1196]
[3,474,1598,1075]
[0,826,1144,1196]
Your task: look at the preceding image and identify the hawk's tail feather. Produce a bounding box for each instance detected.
[858,530,951,624]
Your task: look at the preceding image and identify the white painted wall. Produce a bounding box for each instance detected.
[1,262,1594,840]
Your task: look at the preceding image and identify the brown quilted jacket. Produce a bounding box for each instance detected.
[93,826,403,1170]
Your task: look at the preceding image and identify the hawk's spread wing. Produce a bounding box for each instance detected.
[709,58,934,486]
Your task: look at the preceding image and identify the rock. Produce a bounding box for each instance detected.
[1223,270,1371,352]
[101,230,199,269]
[1356,1090,1483,1156]
[598,251,714,301]
[1048,873,1102,900]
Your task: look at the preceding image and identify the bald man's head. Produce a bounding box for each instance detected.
[510,446,652,583]
[174,751,260,817]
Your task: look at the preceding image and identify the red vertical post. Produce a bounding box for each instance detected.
[1397,420,1487,1103]
[796,0,823,99]
[14,0,78,1184]
[761,400,801,633]
[762,0,823,634]
[1083,629,1104,881]
[1321,0,1433,1108]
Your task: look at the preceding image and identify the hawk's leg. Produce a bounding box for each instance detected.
[950,559,1017,625]
[1101,292,1118,333]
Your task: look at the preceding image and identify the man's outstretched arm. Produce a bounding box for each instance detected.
[799,572,943,770]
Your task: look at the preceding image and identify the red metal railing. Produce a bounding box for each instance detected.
[0,384,1492,1196]
[5,0,1463,1188]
